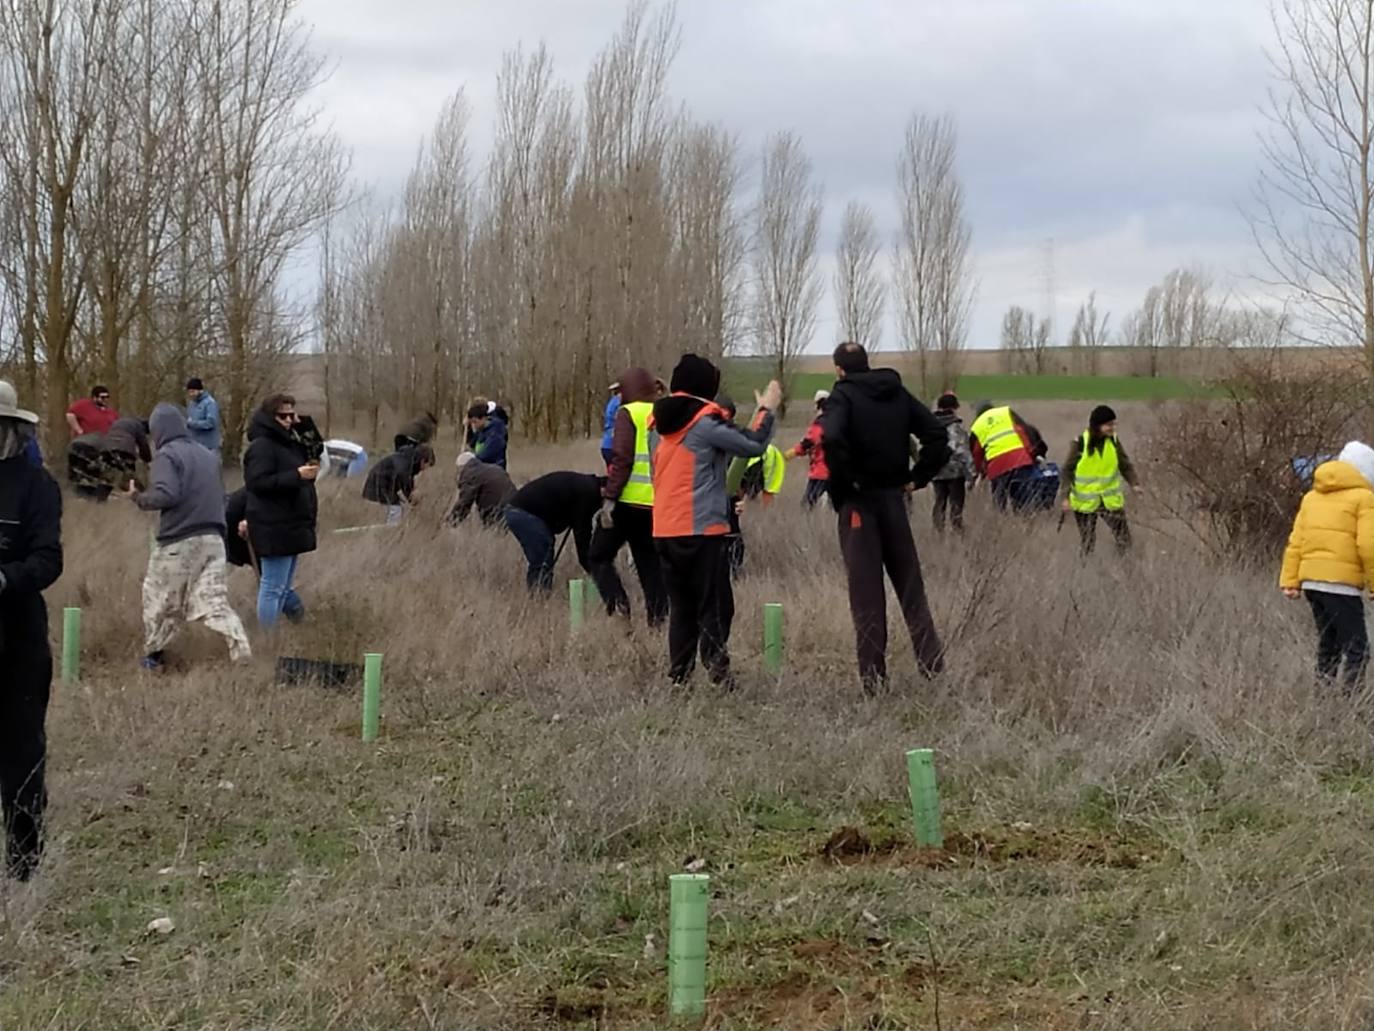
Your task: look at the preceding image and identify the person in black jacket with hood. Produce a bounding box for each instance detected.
[821,342,950,693]
[243,393,317,627]
[0,381,62,880]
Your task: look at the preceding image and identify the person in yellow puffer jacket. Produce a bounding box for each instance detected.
[1279,440,1374,691]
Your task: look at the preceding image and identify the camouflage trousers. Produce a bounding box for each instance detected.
[142,534,251,662]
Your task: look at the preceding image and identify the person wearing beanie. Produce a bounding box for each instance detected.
[652,354,780,688]
[185,376,222,458]
[591,367,668,627]
[1280,440,1374,692]
[0,380,62,880]
[930,392,975,533]
[784,390,832,509]
[466,402,508,469]
[1061,405,1138,555]
[821,342,950,693]
[448,449,516,526]
[968,399,1048,512]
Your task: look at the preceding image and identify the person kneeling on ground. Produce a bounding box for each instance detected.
[449,451,516,526]
[363,443,435,525]
[504,471,604,592]
[822,342,950,694]
[652,354,780,689]
[1280,441,1374,693]
[1062,405,1138,555]
[0,381,62,881]
[123,404,251,671]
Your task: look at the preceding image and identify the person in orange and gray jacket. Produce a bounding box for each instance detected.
[590,367,668,626]
[1280,440,1374,692]
[651,354,779,688]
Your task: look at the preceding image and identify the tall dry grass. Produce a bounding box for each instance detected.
[1,400,1371,1029]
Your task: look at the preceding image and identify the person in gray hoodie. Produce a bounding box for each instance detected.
[122,403,250,670]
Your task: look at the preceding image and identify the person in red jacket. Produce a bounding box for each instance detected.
[785,389,831,509]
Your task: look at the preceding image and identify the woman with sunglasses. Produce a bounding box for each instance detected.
[242,394,318,627]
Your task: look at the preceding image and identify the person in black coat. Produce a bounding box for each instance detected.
[363,444,435,524]
[0,382,63,881]
[242,394,318,627]
[504,471,604,592]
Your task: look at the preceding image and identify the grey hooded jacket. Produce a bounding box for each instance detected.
[134,403,227,544]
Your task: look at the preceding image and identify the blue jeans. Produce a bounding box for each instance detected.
[991,466,1039,513]
[257,555,304,627]
[505,507,555,592]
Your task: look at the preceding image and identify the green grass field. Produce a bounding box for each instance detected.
[723,362,1210,406]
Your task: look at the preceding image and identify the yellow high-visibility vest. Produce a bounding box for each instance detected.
[1070,432,1125,513]
[969,406,1023,464]
[619,401,655,507]
[746,445,786,495]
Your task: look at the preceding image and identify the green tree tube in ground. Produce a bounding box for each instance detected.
[362,653,383,742]
[668,873,709,1019]
[907,747,943,847]
[62,607,81,685]
[763,602,783,673]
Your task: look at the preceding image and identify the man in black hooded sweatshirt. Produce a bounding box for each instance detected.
[821,342,951,693]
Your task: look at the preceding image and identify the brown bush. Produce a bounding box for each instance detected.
[1147,348,1372,554]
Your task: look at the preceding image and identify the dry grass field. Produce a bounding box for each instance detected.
[2,402,1372,1030]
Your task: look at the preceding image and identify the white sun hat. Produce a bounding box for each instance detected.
[0,381,38,423]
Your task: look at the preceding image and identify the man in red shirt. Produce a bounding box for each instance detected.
[66,385,118,438]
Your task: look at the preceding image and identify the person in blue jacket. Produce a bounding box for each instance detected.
[467,403,508,469]
[185,377,222,459]
[601,382,621,467]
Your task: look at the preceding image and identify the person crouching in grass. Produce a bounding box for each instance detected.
[1280,440,1374,693]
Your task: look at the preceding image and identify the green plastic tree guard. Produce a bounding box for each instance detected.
[570,579,585,631]
[61,607,81,685]
[668,873,709,1019]
[362,653,383,742]
[906,748,943,847]
[586,578,602,616]
[763,602,784,674]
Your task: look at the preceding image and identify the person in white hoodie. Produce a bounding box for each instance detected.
[1279,440,1374,692]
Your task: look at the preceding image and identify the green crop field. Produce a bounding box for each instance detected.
[723,361,1212,407]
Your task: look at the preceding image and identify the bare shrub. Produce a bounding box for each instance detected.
[1148,348,1371,554]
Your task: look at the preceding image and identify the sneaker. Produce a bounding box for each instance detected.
[139,654,165,672]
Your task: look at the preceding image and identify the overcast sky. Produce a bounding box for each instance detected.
[296,0,1277,352]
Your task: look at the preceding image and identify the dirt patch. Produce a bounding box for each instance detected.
[819,825,1157,870]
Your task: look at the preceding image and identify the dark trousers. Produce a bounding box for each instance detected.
[504,507,556,592]
[1074,510,1132,555]
[931,479,966,532]
[1306,591,1369,692]
[589,503,668,626]
[990,466,1038,513]
[837,489,944,691]
[658,536,734,686]
[802,478,828,510]
[1,612,50,881]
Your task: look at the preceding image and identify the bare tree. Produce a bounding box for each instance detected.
[1120,268,1230,376]
[894,112,973,392]
[1068,292,1110,374]
[834,200,884,348]
[1000,304,1049,374]
[0,0,114,435]
[1253,0,1374,373]
[190,0,347,460]
[751,131,822,408]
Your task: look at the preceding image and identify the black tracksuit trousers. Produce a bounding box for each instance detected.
[836,488,944,691]
[657,536,734,686]
[1,606,50,881]
[1305,590,1369,692]
[589,502,668,626]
